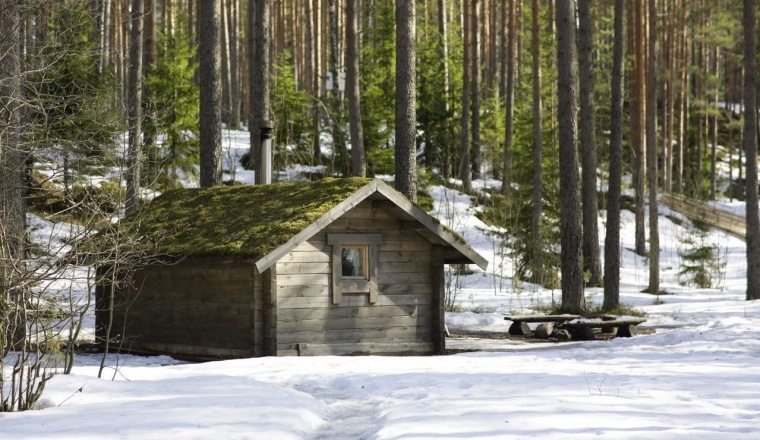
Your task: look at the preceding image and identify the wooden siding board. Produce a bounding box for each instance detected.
[275,325,432,345]
[277,314,431,332]
[277,304,427,321]
[277,293,432,309]
[431,246,445,354]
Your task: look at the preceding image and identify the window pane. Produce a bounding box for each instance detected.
[341,247,365,277]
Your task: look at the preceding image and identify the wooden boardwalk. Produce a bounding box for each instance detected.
[660,192,746,238]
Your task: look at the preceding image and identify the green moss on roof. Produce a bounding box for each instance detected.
[121,177,373,257]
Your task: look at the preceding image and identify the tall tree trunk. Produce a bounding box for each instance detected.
[459,0,471,192]
[100,0,112,72]
[470,0,481,180]
[556,0,585,314]
[328,0,347,176]
[437,0,451,177]
[744,0,760,300]
[502,0,516,194]
[530,0,543,285]
[346,0,365,177]
[143,0,157,183]
[709,46,719,200]
[312,0,322,162]
[221,0,231,125]
[578,0,602,287]
[0,0,25,269]
[632,0,646,256]
[604,0,625,311]
[306,0,321,163]
[227,0,240,129]
[250,0,271,184]
[200,0,222,187]
[646,0,659,294]
[125,0,144,213]
[395,0,417,202]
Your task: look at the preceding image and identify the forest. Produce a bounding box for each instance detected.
[2,0,760,411]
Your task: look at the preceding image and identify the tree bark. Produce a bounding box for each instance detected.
[0,0,25,269]
[250,0,271,184]
[470,0,481,180]
[502,0,516,194]
[125,0,144,213]
[395,0,417,202]
[200,0,223,187]
[556,0,585,313]
[646,0,659,294]
[346,0,365,176]
[632,0,646,256]
[604,0,625,311]
[744,0,760,300]
[530,0,543,285]
[578,0,602,287]
[328,0,347,176]
[459,0,472,192]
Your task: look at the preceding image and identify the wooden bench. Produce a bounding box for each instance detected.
[503,315,582,336]
[559,317,648,340]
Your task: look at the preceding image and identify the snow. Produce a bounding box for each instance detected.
[3,129,760,439]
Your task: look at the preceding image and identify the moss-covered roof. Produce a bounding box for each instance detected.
[120,177,374,257]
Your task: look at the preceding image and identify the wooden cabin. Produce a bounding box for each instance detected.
[95,178,487,358]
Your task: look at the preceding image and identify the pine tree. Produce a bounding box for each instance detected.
[145,12,200,186]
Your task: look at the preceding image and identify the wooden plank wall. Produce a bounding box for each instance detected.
[107,257,256,358]
[275,199,436,355]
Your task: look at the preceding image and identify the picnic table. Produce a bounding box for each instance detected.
[504,314,647,340]
[559,317,647,339]
[503,314,582,336]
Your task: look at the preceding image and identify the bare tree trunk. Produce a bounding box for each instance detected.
[632,0,646,256]
[395,0,417,202]
[744,0,760,300]
[100,0,112,72]
[0,0,25,267]
[305,0,321,163]
[125,0,144,213]
[200,0,223,186]
[604,0,625,310]
[556,0,585,314]
[248,0,256,170]
[578,0,602,287]
[502,0,516,193]
[346,0,365,176]
[314,0,323,162]
[249,0,271,183]
[230,0,240,129]
[143,0,157,183]
[470,0,481,180]
[530,0,543,285]
[709,46,719,200]
[675,5,688,193]
[438,0,451,177]
[646,0,659,294]
[459,0,472,192]
[328,0,347,176]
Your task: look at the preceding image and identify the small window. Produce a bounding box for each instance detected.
[328,234,382,305]
[341,246,368,278]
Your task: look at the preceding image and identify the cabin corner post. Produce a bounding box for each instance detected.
[431,246,445,354]
[262,266,278,356]
[250,265,261,357]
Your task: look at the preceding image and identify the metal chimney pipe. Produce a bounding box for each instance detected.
[259,120,274,184]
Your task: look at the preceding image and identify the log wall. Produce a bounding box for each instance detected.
[97,257,258,358]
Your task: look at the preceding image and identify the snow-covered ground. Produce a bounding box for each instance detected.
[2,129,759,439]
